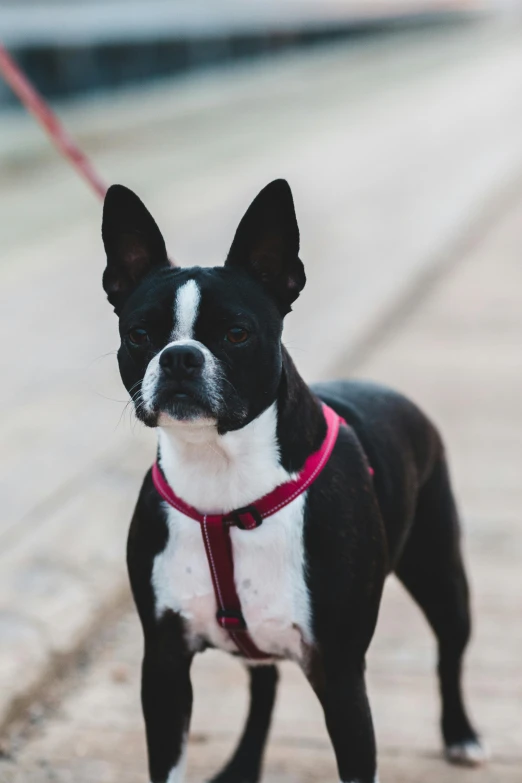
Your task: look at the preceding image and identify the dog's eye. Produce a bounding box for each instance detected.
[225,327,249,344]
[128,327,149,347]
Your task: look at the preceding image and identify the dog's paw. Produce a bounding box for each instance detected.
[445,739,489,767]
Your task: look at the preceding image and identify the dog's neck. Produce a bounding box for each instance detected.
[157,348,326,514]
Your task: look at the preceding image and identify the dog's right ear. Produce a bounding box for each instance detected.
[102,185,170,313]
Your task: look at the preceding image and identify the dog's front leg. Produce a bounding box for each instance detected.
[306,655,378,783]
[141,628,193,783]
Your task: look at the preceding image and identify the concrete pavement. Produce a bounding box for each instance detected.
[1,133,521,782]
[1,17,522,767]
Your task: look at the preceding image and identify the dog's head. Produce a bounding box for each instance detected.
[102,180,305,432]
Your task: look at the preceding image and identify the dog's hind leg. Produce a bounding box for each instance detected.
[395,454,487,766]
[209,665,278,783]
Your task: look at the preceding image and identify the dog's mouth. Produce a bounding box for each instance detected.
[152,381,216,422]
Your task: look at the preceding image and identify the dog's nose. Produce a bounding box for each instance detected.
[159,344,204,378]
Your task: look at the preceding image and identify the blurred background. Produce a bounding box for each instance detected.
[0,1,521,781]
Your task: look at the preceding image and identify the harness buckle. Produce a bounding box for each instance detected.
[216,609,246,630]
[229,505,263,530]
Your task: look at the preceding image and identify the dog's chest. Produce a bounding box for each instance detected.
[152,494,312,661]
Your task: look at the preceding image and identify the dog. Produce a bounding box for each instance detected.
[101,179,486,783]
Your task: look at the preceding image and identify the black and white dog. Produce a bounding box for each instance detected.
[101,180,486,783]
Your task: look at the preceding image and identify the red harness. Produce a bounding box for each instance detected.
[152,403,345,660]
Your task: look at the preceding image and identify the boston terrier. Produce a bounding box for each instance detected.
[101,179,486,783]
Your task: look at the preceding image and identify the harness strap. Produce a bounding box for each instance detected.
[151,402,348,660]
[200,514,268,660]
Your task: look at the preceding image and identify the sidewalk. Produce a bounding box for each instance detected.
[1,120,521,783]
[2,18,522,751]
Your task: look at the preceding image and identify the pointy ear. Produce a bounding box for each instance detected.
[225,179,305,313]
[101,184,170,313]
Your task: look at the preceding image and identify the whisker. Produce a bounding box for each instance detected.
[86,350,119,371]
[93,391,132,404]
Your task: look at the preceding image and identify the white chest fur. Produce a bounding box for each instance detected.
[151,402,313,661]
[151,492,312,661]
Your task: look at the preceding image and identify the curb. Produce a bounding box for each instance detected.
[0,448,151,735]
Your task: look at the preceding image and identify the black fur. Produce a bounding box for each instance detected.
[226,179,305,314]
[103,180,481,783]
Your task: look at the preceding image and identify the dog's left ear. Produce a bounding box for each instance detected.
[225,179,305,313]
[102,184,170,313]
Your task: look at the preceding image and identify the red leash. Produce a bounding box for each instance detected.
[0,43,106,199]
[152,403,345,660]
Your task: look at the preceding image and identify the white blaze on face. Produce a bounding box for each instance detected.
[141,276,221,417]
[172,279,201,340]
